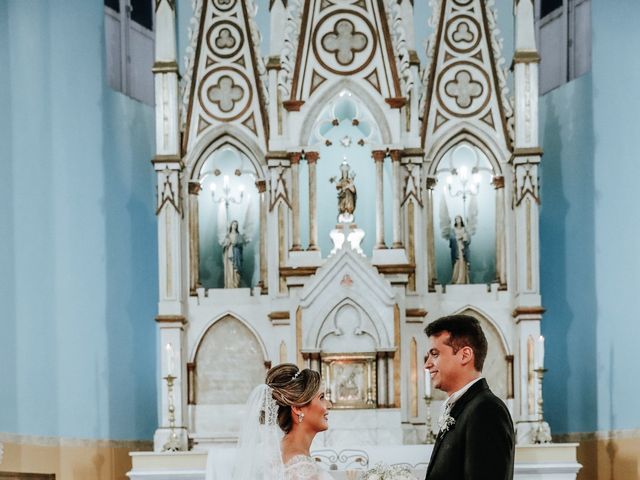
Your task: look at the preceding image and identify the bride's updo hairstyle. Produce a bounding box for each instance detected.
[265,363,321,433]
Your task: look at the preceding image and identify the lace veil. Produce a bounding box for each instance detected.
[230,384,285,480]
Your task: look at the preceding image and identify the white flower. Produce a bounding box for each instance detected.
[438,413,456,435]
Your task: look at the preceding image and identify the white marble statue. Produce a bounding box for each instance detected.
[440,196,478,284]
[221,220,247,289]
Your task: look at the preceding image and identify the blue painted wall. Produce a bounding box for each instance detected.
[541,1,640,434]
[3,0,637,444]
[0,1,158,440]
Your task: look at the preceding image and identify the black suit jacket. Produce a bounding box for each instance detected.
[425,378,515,480]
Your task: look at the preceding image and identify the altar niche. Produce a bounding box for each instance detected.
[302,90,391,255]
[432,142,497,285]
[196,147,260,289]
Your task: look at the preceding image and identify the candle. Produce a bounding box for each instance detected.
[166,343,174,376]
[535,335,545,370]
[425,369,432,397]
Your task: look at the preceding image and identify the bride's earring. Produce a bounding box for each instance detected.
[297,413,304,424]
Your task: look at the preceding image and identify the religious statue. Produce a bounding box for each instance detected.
[221,220,246,288]
[440,196,477,284]
[330,160,357,222]
[449,215,470,284]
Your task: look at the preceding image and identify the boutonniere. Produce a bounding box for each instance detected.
[438,413,456,435]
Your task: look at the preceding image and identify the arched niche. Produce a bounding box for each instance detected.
[301,89,390,255]
[191,314,267,434]
[318,300,379,353]
[459,307,509,400]
[195,145,261,289]
[431,139,500,285]
[427,308,510,402]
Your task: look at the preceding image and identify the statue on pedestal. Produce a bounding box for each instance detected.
[221,220,247,288]
[330,160,357,223]
[440,196,478,284]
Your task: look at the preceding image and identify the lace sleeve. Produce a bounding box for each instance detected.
[284,456,334,480]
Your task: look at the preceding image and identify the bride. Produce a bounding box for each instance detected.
[208,363,334,479]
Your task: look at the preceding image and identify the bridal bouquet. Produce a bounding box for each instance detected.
[359,463,417,480]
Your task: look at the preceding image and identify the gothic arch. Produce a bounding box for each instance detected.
[315,297,381,352]
[298,78,393,145]
[186,125,267,182]
[191,311,268,364]
[306,294,392,351]
[451,305,511,356]
[426,124,507,177]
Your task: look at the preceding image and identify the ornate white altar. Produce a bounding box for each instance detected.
[142,0,576,475]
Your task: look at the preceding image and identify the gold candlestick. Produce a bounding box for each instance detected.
[424,395,436,444]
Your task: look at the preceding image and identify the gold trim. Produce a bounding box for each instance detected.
[266,150,289,160]
[187,362,196,404]
[410,337,418,417]
[512,147,543,158]
[268,311,290,320]
[513,50,541,64]
[266,55,281,70]
[376,264,415,275]
[152,154,183,166]
[408,49,420,66]
[152,61,179,73]
[385,97,407,108]
[280,266,319,277]
[394,304,401,407]
[512,306,546,317]
[296,307,303,368]
[283,99,305,111]
[402,148,424,157]
[155,314,187,324]
[407,201,416,291]
[406,308,428,318]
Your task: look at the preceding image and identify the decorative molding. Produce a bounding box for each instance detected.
[385,97,407,108]
[155,314,188,324]
[375,264,415,275]
[269,311,291,325]
[152,61,179,73]
[511,146,543,159]
[406,308,427,318]
[512,49,541,64]
[511,306,545,318]
[283,99,305,111]
[152,154,183,166]
[280,266,319,277]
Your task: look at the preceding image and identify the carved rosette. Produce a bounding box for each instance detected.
[182,0,269,151]
[420,0,513,151]
[288,0,403,104]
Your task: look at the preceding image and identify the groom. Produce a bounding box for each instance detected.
[424,314,514,480]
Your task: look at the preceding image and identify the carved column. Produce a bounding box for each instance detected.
[305,151,320,250]
[390,149,403,248]
[372,150,386,248]
[425,177,437,291]
[492,176,507,288]
[377,351,388,408]
[188,182,201,294]
[256,179,268,293]
[289,152,302,251]
[153,0,187,452]
[513,0,545,443]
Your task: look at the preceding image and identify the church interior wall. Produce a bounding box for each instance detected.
[539,2,640,477]
[2,0,640,479]
[0,0,158,477]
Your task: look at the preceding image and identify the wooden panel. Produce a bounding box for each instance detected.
[0,474,55,480]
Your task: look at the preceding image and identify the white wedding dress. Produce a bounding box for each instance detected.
[206,385,336,480]
[284,455,335,480]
